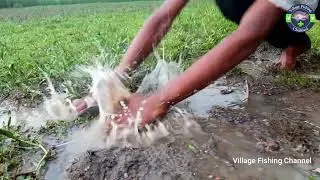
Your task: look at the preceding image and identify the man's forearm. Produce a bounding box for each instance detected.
[154,0,283,110]
[156,30,260,107]
[119,14,172,73]
[118,0,188,74]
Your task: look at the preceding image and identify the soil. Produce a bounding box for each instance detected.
[62,89,320,180]
[62,43,320,180]
[2,43,320,179]
[65,144,196,180]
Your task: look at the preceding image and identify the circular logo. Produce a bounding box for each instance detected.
[286,4,317,32]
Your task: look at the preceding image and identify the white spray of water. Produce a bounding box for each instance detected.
[42,71,79,121]
[1,54,246,157]
[0,71,79,128]
[67,57,195,155]
[137,54,182,95]
[0,53,200,152]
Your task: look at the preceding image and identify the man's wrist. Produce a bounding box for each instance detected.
[149,94,171,115]
[115,64,129,75]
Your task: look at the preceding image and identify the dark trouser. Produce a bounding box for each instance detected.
[215,0,311,50]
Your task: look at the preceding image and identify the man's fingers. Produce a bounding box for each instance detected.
[75,100,87,113]
[103,121,113,135]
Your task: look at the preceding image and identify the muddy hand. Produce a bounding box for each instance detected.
[114,93,169,128]
[73,67,127,116]
[271,58,296,71]
[73,93,97,115]
[270,48,301,71]
[103,120,114,135]
[100,94,146,135]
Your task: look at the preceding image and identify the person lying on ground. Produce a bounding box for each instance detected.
[75,0,319,126]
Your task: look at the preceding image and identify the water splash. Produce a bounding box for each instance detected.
[0,71,78,128]
[40,54,247,179]
[42,70,78,121]
[137,59,182,95]
[67,57,187,154]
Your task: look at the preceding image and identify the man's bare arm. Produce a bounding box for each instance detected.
[117,0,189,74]
[148,0,284,121]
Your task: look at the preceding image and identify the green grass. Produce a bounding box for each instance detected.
[0,115,92,178]
[0,0,157,9]
[0,1,319,177]
[0,0,319,95]
[0,123,49,179]
[0,0,237,95]
[274,71,320,90]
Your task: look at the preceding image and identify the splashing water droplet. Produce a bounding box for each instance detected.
[157,121,169,136]
[41,57,203,158]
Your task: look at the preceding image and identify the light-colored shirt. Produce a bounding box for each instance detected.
[269,0,319,11]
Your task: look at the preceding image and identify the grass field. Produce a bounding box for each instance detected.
[0,1,320,178]
[0,0,156,9]
[0,0,319,95]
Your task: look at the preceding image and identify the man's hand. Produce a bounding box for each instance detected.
[114,93,170,126]
[147,0,284,108]
[118,0,188,74]
[114,66,127,77]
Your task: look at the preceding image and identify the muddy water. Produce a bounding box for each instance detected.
[46,78,316,179]
[0,73,78,128]
[195,118,309,180]
[43,60,250,180]
[56,110,313,180]
[185,79,246,117]
[2,55,318,179]
[310,111,320,127]
[0,104,13,126]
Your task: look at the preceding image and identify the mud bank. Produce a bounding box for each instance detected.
[62,89,320,180]
[62,44,320,180]
[2,43,319,180]
[65,144,195,180]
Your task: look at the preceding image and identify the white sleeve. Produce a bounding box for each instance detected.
[268,0,319,11]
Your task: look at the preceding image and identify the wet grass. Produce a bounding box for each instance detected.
[274,71,320,91]
[0,116,93,178]
[39,120,70,138]
[0,123,50,179]
[0,127,22,179]
[273,51,320,91]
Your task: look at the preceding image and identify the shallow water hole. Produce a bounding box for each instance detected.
[2,82,319,180]
[2,59,320,180]
[43,78,248,180]
[44,86,320,179]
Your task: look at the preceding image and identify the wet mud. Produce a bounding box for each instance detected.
[62,89,320,180]
[65,143,195,180]
[61,44,320,180]
[1,43,319,180]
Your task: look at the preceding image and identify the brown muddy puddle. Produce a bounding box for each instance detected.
[2,46,318,179]
[43,78,247,180]
[43,78,320,180]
